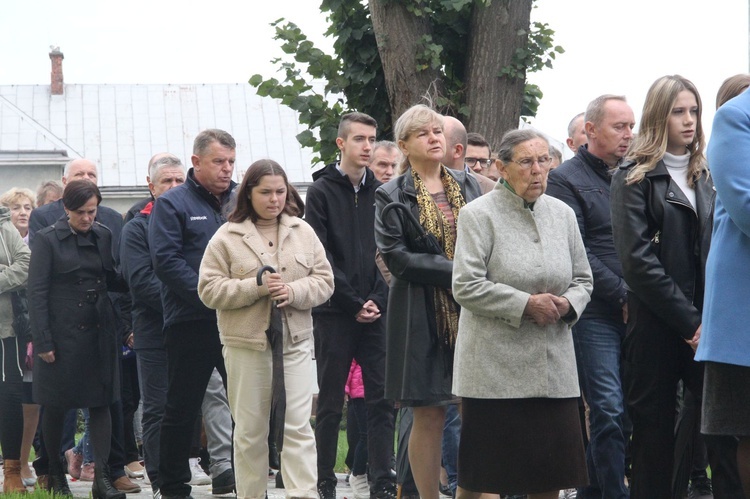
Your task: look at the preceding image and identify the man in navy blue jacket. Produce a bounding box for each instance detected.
[120,153,183,489]
[546,95,635,499]
[148,130,237,499]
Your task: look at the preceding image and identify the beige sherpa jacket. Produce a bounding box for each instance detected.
[198,214,333,350]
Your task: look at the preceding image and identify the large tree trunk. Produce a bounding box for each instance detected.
[369,0,444,127]
[464,0,532,150]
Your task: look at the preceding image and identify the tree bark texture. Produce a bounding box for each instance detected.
[464,0,532,150]
[369,0,444,126]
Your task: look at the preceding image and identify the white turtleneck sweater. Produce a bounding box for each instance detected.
[663,151,695,209]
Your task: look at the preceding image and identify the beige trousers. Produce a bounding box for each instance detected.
[224,336,317,499]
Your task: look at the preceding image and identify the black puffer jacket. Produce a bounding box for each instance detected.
[305,164,388,316]
[611,160,715,340]
[546,146,627,320]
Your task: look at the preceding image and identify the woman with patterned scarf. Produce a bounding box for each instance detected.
[374,104,481,499]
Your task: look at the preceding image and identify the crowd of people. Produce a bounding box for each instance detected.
[1,71,750,499]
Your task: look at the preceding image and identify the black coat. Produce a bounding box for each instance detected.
[28,218,126,408]
[374,168,481,402]
[611,161,715,341]
[29,198,124,257]
[120,208,164,350]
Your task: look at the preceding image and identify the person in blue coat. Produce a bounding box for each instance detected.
[696,81,750,496]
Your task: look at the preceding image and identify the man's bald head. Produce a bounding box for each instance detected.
[441,116,468,170]
[63,158,98,186]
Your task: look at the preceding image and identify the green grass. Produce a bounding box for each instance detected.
[335,429,349,473]
[1,490,52,499]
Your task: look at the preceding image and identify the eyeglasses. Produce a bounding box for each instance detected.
[465,157,493,168]
[510,156,553,170]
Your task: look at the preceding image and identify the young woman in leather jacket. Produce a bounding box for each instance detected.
[611,75,739,498]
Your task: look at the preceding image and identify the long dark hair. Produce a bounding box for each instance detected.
[228,160,303,223]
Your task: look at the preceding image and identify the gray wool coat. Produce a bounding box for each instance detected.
[452,183,593,399]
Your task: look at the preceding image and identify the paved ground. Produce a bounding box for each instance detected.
[61,471,354,499]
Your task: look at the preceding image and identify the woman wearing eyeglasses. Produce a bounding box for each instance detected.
[451,129,593,499]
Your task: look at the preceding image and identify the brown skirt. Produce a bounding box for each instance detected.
[458,397,588,495]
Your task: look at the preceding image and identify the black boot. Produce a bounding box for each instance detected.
[49,472,73,497]
[92,462,126,499]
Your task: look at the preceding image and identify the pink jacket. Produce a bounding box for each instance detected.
[345,360,365,399]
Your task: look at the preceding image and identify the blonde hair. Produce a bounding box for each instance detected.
[626,75,706,187]
[0,187,36,209]
[393,104,445,174]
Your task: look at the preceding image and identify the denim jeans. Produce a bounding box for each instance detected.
[572,317,629,499]
[73,409,94,464]
[441,404,460,494]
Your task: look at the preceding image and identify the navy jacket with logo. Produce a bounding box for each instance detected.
[149,168,236,329]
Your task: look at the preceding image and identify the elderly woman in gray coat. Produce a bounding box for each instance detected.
[452,129,593,499]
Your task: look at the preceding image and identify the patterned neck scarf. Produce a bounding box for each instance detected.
[411,166,466,364]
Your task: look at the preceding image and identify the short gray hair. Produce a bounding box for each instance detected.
[585,95,627,128]
[371,140,398,157]
[567,112,584,138]
[193,129,236,156]
[496,129,548,163]
[148,154,184,181]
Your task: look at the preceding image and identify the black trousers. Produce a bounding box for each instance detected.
[624,326,742,498]
[0,336,24,459]
[314,313,394,490]
[158,320,226,496]
[120,356,141,463]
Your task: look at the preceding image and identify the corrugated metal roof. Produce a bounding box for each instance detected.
[0,83,317,186]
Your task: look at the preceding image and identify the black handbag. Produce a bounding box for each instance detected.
[380,202,444,255]
[11,289,31,344]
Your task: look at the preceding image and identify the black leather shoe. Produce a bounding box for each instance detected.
[211,469,236,495]
[49,473,73,497]
[93,463,127,499]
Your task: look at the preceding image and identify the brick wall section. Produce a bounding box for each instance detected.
[49,49,64,95]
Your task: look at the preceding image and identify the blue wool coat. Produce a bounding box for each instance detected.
[696,89,750,367]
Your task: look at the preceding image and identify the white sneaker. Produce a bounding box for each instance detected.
[350,473,370,499]
[188,457,211,486]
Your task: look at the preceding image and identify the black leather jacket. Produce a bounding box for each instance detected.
[374,167,481,400]
[610,160,715,340]
[374,167,482,290]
